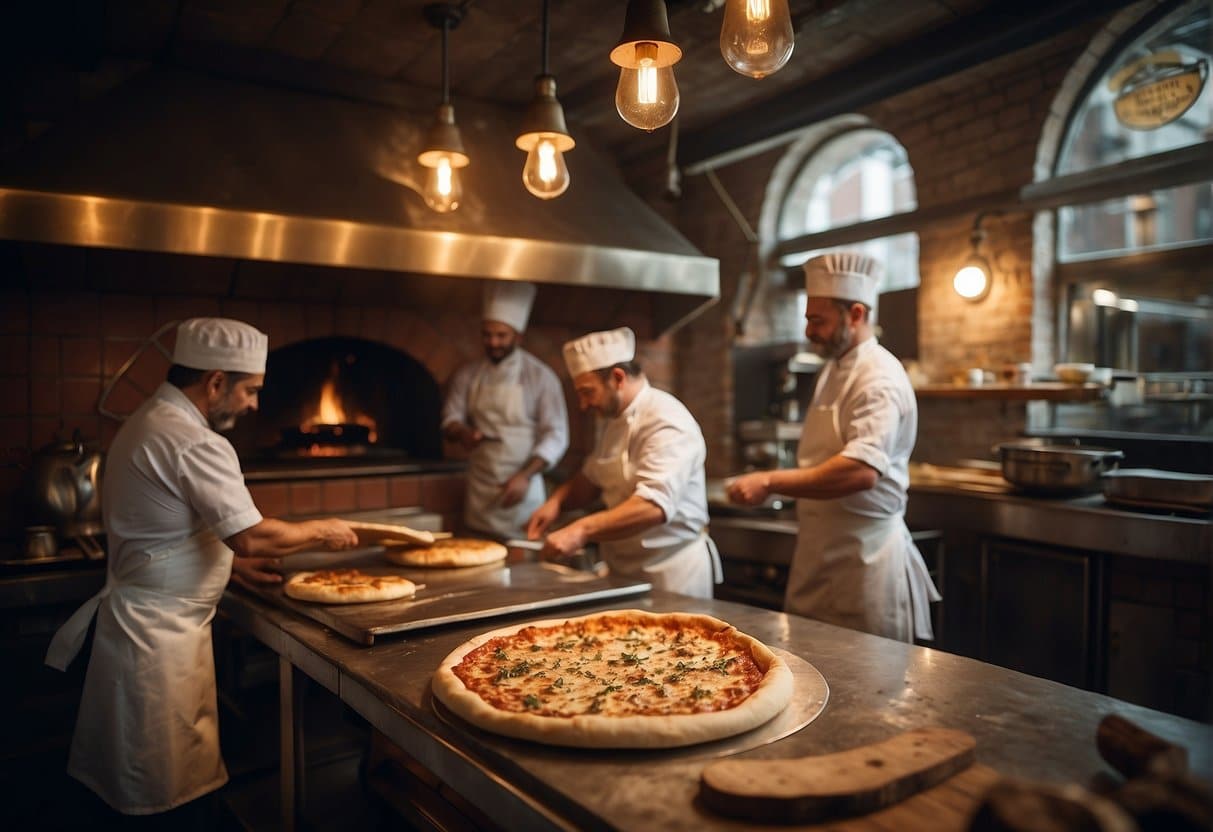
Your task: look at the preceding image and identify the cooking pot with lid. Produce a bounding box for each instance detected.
[27,430,105,538]
[993,439,1123,494]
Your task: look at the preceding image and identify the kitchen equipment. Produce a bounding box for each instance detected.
[240,549,650,645]
[993,439,1124,494]
[23,525,58,560]
[26,430,104,539]
[1055,362,1095,383]
[700,728,979,823]
[346,520,441,547]
[1101,468,1213,513]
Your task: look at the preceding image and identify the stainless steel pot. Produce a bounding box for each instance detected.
[27,430,104,538]
[993,439,1124,494]
[1101,468,1213,511]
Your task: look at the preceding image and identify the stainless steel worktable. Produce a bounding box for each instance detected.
[221,588,1211,831]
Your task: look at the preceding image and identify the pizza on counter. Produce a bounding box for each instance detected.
[431,609,793,748]
[383,537,508,568]
[283,568,417,604]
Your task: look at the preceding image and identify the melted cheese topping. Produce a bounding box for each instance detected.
[452,613,764,717]
[297,569,409,593]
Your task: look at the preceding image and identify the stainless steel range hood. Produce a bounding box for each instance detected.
[0,69,717,333]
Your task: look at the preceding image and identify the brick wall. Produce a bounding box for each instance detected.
[0,242,676,541]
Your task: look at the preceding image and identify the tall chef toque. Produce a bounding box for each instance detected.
[563,327,636,377]
[803,251,882,308]
[483,281,537,333]
[173,318,269,375]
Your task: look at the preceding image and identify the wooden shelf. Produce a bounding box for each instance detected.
[914,383,1105,402]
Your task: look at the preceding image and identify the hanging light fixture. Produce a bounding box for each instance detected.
[610,0,682,132]
[417,3,469,213]
[953,212,1001,302]
[720,0,794,79]
[516,0,574,199]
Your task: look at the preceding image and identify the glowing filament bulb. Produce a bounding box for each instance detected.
[435,158,452,195]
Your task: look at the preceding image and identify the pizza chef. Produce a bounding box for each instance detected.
[527,326,722,598]
[441,281,570,540]
[45,317,359,821]
[726,252,940,643]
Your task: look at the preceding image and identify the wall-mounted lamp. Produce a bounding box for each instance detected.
[953,211,1002,302]
[417,3,469,213]
[720,0,794,79]
[516,0,574,199]
[610,0,682,132]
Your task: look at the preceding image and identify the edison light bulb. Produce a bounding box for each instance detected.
[953,265,989,300]
[615,42,679,131]
[720,0,794,79]
[423,156,463,213]
[522,136,570,199]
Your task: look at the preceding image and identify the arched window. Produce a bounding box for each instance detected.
[777,127,919,294]
[1056,1,1211,261]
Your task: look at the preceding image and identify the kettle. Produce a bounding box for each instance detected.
[27,430,105,540]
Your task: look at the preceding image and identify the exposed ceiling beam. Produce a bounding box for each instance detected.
[678,0,1141,170]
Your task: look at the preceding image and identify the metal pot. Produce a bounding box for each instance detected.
[993,439,1124,494]
[27,430,105,538]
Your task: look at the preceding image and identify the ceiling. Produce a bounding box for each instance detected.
[5,0,1129,167]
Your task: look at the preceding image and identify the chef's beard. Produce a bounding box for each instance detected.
[810,321,855,360]
[596,387,624,419]
[208,391,246,432]
[486,341,517,364]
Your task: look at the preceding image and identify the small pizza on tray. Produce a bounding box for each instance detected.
[283,568,417,604]
[431,609,793,748]
[383,537,508,568]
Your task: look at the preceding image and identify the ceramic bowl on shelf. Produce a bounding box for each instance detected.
[1054,362,1095,384]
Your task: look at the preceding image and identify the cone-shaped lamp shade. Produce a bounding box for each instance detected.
[517,75,575,199]
[418,103,469,213]
[610,0,681,131]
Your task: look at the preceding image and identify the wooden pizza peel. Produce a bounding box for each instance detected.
[346,520,452,548]
[699,727,999,829]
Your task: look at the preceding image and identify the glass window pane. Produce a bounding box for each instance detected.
[1058,182,1213,261]
[1057,1,1210,175]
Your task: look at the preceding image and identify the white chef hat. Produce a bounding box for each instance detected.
[562,327,636,377]
[173,317,268,374]
[803,251,882,308]
[483,281,537,333]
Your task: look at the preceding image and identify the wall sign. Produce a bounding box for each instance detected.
[1108,50,1207,130]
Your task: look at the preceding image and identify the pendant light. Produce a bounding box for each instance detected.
[417,3,469,214]
[516,0,574,199]
[610,0,682,132]
[720,0,794,79]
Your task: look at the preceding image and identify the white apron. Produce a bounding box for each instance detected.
[45,529,234,814]
[785,363,939,642]
[588,410,722,599]
[464,356,546,539]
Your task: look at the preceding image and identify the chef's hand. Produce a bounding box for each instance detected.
[541,522,587,560]
[458,425,485,450]
[526,499,561,540]
[498,472,531,508]
[313,518,359,550]
[230,556,283,589]
[726,472,771,506]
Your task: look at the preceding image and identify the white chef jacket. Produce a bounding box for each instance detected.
[785,336,939,641]
[582,382,717,595]
[442,349,569,469]
[442,349,568,537]
[47,382,262,814]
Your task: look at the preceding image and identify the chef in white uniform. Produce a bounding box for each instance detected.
[727,252,940,642]
[442,281,569,539]
[527,327,721,598]
[45,317,358,819]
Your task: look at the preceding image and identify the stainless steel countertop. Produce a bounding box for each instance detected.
[707,479,1211,564]
[222,589,1211,832]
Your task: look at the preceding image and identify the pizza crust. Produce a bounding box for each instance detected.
[383,538,507,568]
[283,569,416,604]
[431,609,794,749]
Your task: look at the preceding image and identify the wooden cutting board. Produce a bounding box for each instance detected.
[700,728,998,829]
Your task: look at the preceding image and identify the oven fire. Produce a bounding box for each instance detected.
[282,363,378,457]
